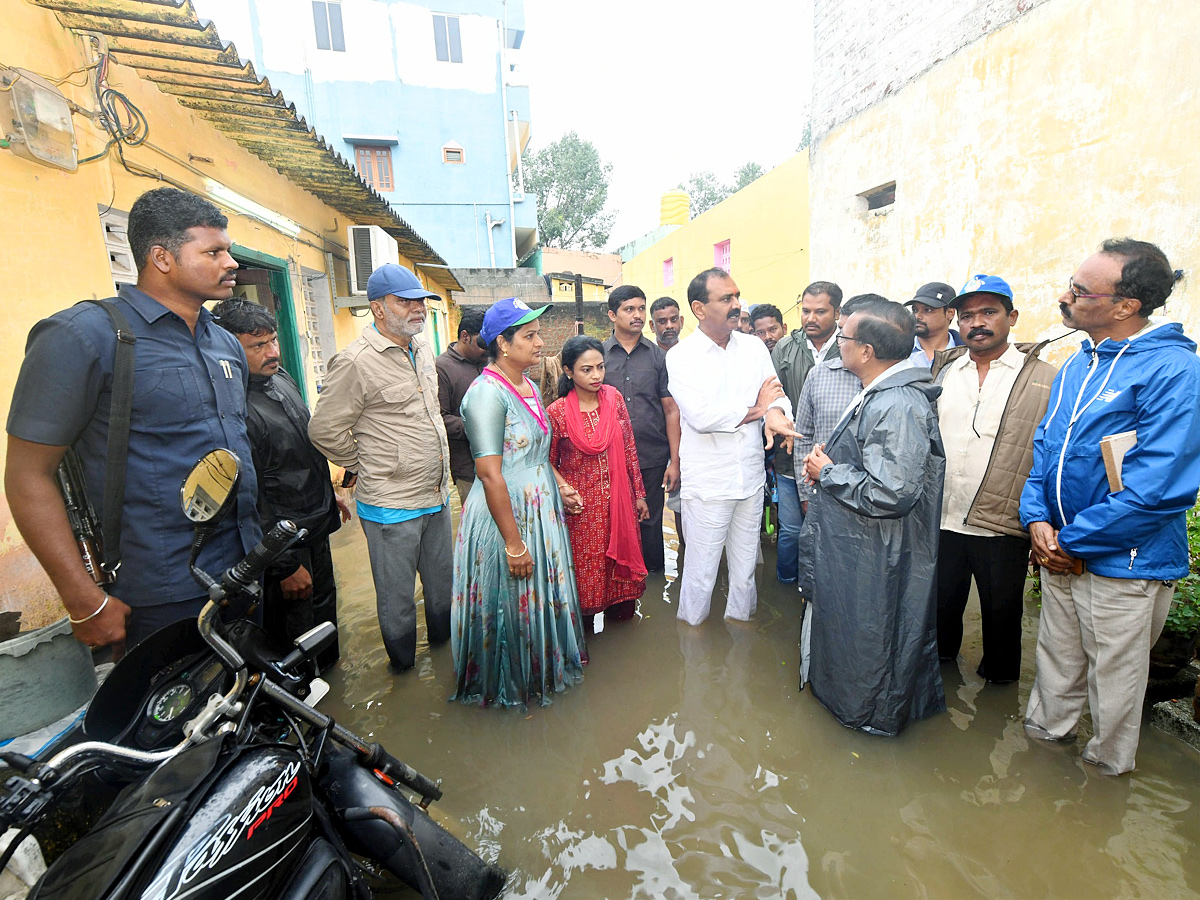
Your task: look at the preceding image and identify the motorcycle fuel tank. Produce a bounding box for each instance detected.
[138,746,313,900]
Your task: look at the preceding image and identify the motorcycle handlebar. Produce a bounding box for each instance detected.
[363,743,443,805]
[222,521,306,594]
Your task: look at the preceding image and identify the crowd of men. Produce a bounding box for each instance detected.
[641,245,1200,774]
[5,185,1199,777]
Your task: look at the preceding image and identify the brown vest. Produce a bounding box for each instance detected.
[931,341,1058,537]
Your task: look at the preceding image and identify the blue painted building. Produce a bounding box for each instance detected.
[192,0,537,268]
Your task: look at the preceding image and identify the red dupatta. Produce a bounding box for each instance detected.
[563,384,647,582]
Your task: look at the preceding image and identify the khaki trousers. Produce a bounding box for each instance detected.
[1025,568,1173,775]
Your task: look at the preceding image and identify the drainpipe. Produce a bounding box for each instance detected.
[485,211,505,268]
[511,109,525,200]
[500,1,517,265]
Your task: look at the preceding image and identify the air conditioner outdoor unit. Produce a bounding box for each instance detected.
[348,225,400,295]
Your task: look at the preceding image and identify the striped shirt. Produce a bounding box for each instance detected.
[794,357,862,495]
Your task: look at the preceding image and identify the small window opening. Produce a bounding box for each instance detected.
[860,181,896,211]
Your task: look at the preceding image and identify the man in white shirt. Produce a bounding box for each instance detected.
[906,282,963,367]
[667,267,798,625]
[931,276,1057,684]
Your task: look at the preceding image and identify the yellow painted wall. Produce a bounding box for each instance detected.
[0,1,456,629]
[622,153,810,339]
[809,0,1199,365]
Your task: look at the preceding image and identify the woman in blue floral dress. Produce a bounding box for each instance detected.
[450,298,587,707]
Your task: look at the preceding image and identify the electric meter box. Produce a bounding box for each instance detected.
[0,67,78,172]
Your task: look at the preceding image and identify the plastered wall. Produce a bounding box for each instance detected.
[809,0,1198,361]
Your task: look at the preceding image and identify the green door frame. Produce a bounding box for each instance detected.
[231,244,307,404]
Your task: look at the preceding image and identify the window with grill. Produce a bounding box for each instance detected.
[442,145,464,164]
[99,207,136,290]
[312,1,345,52]
[714,239,731,275]
[663,257,674,287]
[433,14,463,63]
[355,146,394,192]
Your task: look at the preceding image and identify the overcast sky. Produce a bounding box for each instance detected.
[519,0,815,251]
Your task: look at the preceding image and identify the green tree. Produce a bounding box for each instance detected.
[733,162,764,190]
[522,131,615,250]
[677,162,765,218]
[797,119,813,151]
[676,170,731,218]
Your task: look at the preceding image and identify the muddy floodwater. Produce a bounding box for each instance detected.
[323,503,1200,899]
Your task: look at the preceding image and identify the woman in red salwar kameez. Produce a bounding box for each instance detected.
[548,336,649,628]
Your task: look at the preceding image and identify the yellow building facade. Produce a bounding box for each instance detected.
[622,153,811,338]
[0,0,457,629]
[809,0,1199,362]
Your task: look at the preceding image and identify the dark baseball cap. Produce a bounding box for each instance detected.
[366,263,441,302]
[907,282,958,308]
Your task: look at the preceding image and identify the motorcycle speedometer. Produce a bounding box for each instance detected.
[149,683,195,723]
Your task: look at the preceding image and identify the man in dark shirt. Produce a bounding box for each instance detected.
[602,284,681,572]
[6,188,261,652]
[213,299,350,669]
[650,296,682,352]
[435,306,488,504]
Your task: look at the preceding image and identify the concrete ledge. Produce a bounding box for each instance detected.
[1150,698,1200,753]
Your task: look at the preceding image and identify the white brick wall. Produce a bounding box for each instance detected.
[812,0,1051,139]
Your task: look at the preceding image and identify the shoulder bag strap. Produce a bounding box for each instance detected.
[84,299,137,582]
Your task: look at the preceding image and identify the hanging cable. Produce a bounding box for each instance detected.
[75,53,151,172]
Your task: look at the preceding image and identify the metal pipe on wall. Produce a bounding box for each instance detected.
[574,274,584,336]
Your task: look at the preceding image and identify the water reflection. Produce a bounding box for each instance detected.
[321,503,1200,899]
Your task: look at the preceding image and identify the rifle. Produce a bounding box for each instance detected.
[55,448,109,588]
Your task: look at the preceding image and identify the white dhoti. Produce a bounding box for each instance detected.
[677,495,762,625]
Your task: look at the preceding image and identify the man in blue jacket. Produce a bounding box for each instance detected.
[1020,239,1200,775]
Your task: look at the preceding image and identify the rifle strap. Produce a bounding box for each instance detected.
[84,299,137,582]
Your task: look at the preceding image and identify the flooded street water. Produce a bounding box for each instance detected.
[323,502,1200,899]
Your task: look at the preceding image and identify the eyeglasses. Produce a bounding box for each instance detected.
[835,333,865,345]
[1067,280,1123,301]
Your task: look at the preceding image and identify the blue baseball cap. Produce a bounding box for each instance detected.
[481,297,550,345]
[953,274,1014,310]
[366,263,441,302]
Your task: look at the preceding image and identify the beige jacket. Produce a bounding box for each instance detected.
[309,324,449,510]
[931,341,1057,537]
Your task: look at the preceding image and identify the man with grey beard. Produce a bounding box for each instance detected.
[309,264,452,673]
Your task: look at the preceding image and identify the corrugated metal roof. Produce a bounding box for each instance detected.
[31,0,460,288]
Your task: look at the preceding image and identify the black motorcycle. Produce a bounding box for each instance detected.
[0,449,505,900]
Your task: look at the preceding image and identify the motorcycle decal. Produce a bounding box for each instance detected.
[142,818,311,900]
[140,760,304,900]
[246,770,299,840]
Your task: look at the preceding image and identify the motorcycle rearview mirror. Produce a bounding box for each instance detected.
[276,621,338,676]
[180,449,240,524]
[181,449,241,591]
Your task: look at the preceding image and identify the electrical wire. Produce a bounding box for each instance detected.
[0,59,100,91]
[98,85,148,148]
